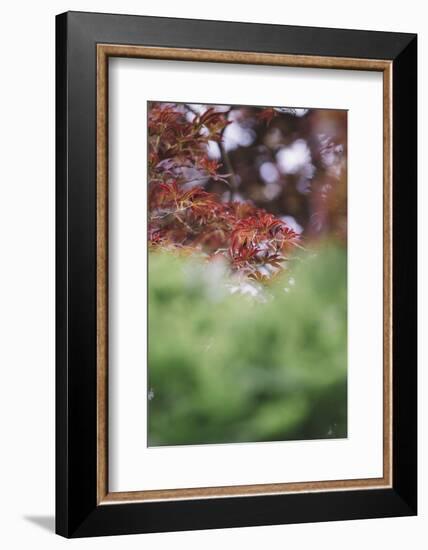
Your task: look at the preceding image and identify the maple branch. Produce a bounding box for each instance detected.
[218,132,239,201]
[184,104,239,200]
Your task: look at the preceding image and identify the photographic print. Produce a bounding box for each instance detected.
[57,14,417,536]
[147,101,348,447]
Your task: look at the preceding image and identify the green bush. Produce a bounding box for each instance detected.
[148,245,347,446]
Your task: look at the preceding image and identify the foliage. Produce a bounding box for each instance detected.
[148,245,347,446]
[148,103,300,281]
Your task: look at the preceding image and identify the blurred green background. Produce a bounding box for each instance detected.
[148,245,347,446]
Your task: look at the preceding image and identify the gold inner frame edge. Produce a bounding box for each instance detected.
[96,44,393,505]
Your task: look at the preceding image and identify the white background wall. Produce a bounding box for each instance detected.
[0,1,425,547]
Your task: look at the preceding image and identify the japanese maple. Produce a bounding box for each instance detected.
[148,102,300,282]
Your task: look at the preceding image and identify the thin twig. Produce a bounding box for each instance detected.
[184,103,239,200]
[218,108,239,200]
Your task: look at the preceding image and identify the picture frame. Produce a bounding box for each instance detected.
[56,10,417,538]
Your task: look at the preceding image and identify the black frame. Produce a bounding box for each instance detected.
[56,11,417,538]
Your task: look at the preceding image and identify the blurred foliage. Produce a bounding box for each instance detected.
[148,245,347,446]
[207,105,348,241]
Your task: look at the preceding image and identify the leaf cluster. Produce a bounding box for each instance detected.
[148,102,300,281]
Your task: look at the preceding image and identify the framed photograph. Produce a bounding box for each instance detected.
[56,11,417,538]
